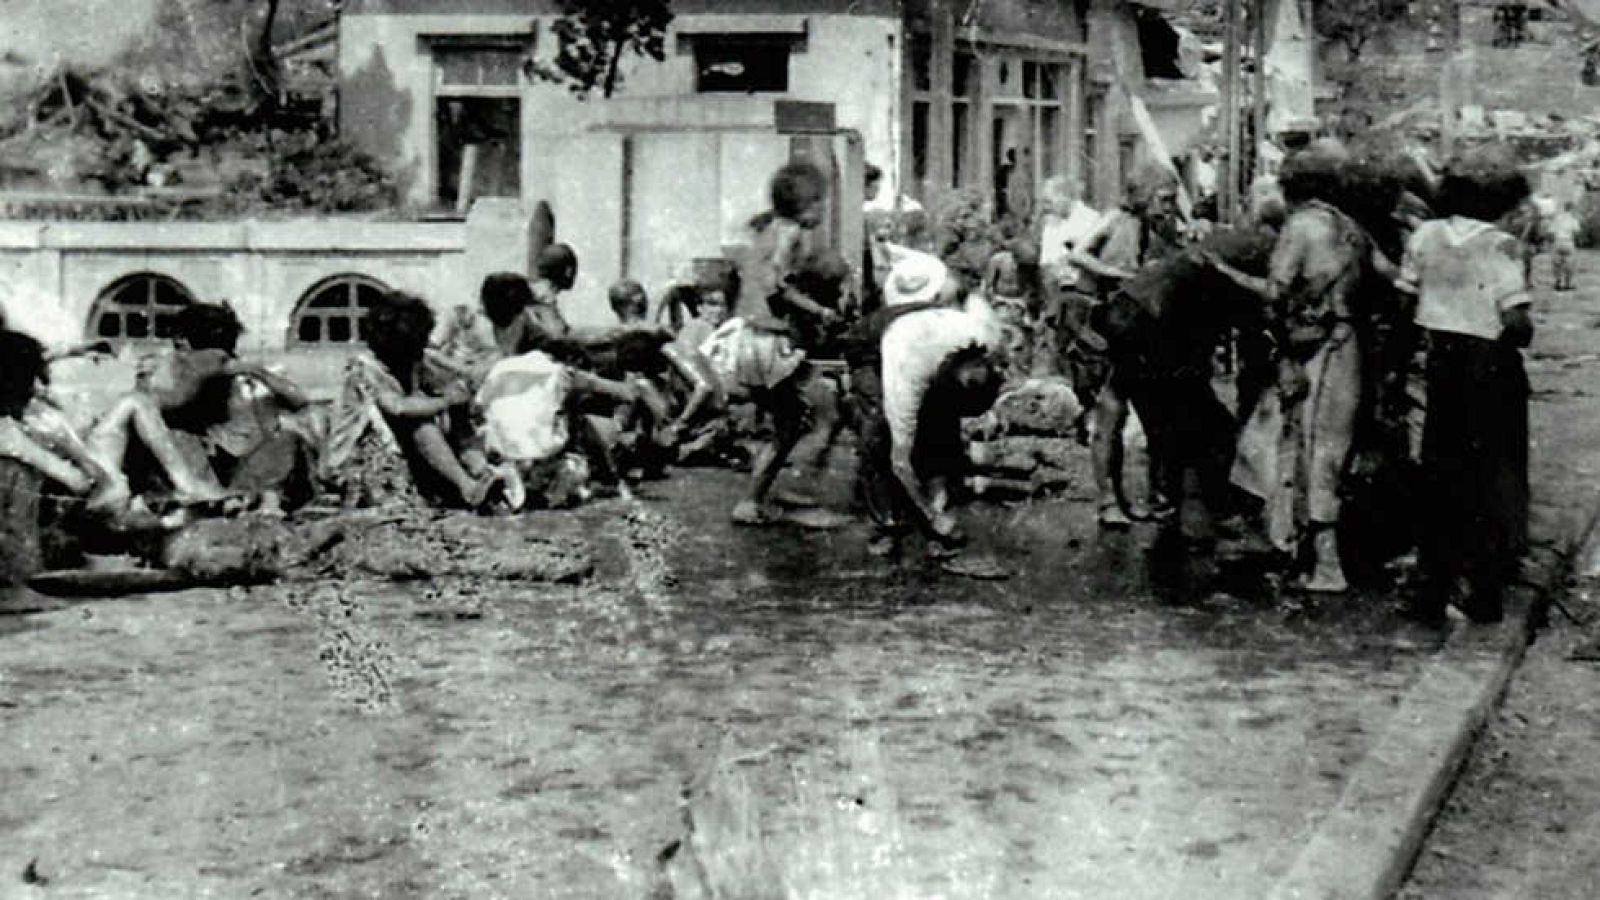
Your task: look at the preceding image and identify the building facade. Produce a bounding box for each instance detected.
[339,0,1214,214]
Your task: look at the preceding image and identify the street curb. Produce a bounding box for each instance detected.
[1268,490,1600,900]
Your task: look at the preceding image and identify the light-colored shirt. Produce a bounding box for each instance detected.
[1548,211,1580,251]
[475,351,572,463]
[1401,217,1530,342]
[1040,200,1101,282]
[1269,201,1366,323]
[880,295,1003,455]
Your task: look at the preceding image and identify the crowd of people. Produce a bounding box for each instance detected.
[0,144,1558,624]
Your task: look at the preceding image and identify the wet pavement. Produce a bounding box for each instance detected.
[0,452,1447,899]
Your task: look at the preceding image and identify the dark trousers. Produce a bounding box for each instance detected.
[1122,373,1238,521]
[1418,332,1530,612]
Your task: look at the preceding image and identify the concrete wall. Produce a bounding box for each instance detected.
[0,209,539,354]
[339,11,900,208]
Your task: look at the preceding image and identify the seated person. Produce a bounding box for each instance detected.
[478,272,648,494]
[606,279,743,469]
[1,330,106,502]
[486,244,619,361]
[87,302,313,514]
[323,291,508,511]
[433,302,499,372]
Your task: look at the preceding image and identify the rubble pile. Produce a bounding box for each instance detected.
[964,376,1090,501]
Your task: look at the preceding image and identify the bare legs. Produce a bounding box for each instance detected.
[732,376,811,524]
[86,393,227,505]
[1091,383,1132,528]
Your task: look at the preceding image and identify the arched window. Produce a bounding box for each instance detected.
[88,273,196,344]
[290,275,389,346]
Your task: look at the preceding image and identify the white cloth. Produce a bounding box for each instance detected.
[879,295,1003,453]
[864,193,926,215]
[474,351,571,463]
[1402,217,1531,342]
[1039,201,1102,283]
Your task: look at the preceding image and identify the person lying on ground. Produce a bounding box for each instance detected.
[86,302,313,515]
[843,256,1004,558]
[323,291,510,511]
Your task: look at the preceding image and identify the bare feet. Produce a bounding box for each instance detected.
[84,478,132,516]
[731,499,775,526]
[1098,502,1133,530]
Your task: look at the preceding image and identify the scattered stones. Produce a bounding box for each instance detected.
[284,583,400,715]
[612,501,685,607]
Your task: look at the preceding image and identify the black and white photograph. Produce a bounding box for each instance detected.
[4,0,1600,897]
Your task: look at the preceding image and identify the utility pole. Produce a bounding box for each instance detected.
[1437,1,1462,159]
[1221,0,1243,222]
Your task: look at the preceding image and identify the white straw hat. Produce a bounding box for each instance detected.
[883,250,948,306]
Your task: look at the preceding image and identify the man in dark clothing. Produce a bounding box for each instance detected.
[1091,224,1278,531]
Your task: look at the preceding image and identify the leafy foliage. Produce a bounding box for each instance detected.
[928,188,1009,283]
[1313,0,1418,62]
[214,129,398,216]
[536,0,674,98]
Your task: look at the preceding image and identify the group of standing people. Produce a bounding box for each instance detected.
[1034,138,1535,624]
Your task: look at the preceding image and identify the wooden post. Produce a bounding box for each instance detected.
[1222,0,1243,222]
[1434,1,1464,160]
[1253,0,1269,182]
[1065,53,1086,193]
[929,0,955,194]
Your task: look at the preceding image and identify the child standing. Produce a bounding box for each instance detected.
[1548,202,1580,291]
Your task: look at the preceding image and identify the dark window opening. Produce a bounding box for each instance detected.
[88,273,196,347]
[954,51,977,98]
[911,32,932,92]
[1136,9,1184,80]
[435,97,520,208]
[694,36,792,93]
[291,275,388,347]
[953,103,970,189]
[912,101,930,188]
